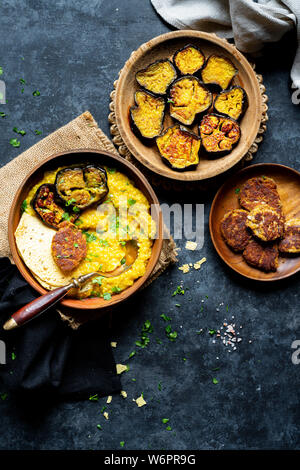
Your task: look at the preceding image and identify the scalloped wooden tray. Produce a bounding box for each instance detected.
[114,30,266,182]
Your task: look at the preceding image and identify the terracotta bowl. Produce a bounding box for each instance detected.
[210,163,300,281]
[115,30,263,182]
[8,149,163,310]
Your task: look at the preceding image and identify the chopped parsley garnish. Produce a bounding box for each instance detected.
[34,129,42,135]
[120,441,125,448]
[167,99,174,104]
[74,243,79,248]
[120,257,126,265]
[103,293,111,301]
[212,378,219,384]
[92,276,103,286]
[0,112,6,118]
[11,352,16,361]
[209,329,216,336]
[172,285,184,296]
[62,212,71,221]
[10,138,20,148]
[101,406,107,413]
[112,286,121,293]
[160,314,171,322]
[73,206,80,213]
[156,338,162,345]
[88,394,99,401]
[175,303,181,307]
[0,393,8,401]
[166,426,172,431]
[13,127,26,136]
[158,382,162,391]
[107,167,116,174]
[21,199,27,213]
[65,198,76,207]
[128,351,136,359]
[128,198,136,206]
[99,239,109,247]
[19,78,26,85]
[97,424,102,430]
[119,241,126,246]
[32,90,40,96]
[135,320,153,348]
[0,67,3,75]
[165,325,178,342]
[82,231,97,243]
[162,418,169,424]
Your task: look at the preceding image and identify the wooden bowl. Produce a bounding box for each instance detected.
[115,30,263,182]
[8,149,163,310]
[209,163,300,281]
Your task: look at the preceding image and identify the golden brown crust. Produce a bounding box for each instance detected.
[220,209,252,252]
[199,113,240,155]
[243,239,279,272]
[201,55,237,90]
[279,218,300,253]
[239,176,282,213]
[51,221,87,272]
[156,124,200,170]
[246,204,285,242]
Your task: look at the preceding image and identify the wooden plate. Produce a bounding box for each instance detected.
[210,163,300,281]
[115,30,263,182]
[8,149,163,311]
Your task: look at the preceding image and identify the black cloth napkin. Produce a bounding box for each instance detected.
[0,258,121,399]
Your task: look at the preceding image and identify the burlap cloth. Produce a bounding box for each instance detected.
[0,111,178,329]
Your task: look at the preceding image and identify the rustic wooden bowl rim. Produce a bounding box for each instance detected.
[8,148,163,310]
[115,30,263,182]
[209,163,300,282]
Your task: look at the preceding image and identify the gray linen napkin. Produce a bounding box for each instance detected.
[151,0,300,88]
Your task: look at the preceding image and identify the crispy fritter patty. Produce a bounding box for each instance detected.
[51,221,87,272]
[239,176,282,213]
[243,239,278,272]
[246,204,284,242]
[220,209,252,252]
[279,218,300,253]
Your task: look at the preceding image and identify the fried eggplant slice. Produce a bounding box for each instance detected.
[135,59,177,95]
[156,124,200,171]
[51,221,87,272]
[239,176,282,213]
[168,76,212,126]
[201,55,238,90]
[55,165,108,210]
[279,218,300,253]
[130,90,165,140]
[213,86,248,121]
[199,113,240,155]
[243,239,279,272]
[220,209,252,252]
[32,184,78,229]
[246,204,285,242]
[173,44,205,75]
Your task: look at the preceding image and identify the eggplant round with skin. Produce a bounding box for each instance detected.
[213,86,248,121]
[31,183,78,229]
[168,75,212,126]
[130,90,165,140]
[156,124,200,171]
[135,59,177,96]
[199,113,241,155]
[55,165,108,210]
[173,44,205,75]
[201,55,238,90]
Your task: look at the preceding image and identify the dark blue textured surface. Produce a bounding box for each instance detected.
[0,0,299,450]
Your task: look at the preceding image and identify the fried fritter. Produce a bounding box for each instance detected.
[239,176,282,213]
[246,204,284,242]
[279,218,300,253]
[52,221,87,272]
[220,209,252,252]
[243,239,279,272]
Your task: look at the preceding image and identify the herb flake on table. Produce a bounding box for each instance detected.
[9,138,20,148]
[0,67,3,75]
[89,394,99,401]
[0,112,6,118]
[172,285,184,296]
[165,324,178,342]
[21,200,27,213]
[34,129,42,135]
[32,90,40,96]
[13,127,26,136]
[135,320,153,348]
[160,313,171,322]
[212,378,219,384]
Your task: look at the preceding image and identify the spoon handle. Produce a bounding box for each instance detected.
[3,283,74,330]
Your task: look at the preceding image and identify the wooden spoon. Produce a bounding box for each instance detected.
[3,241,138,330]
